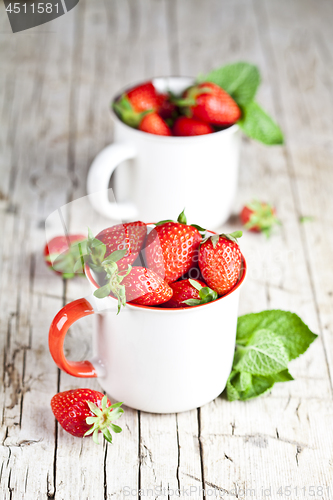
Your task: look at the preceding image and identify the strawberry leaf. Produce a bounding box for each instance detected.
[110,401,124,409]
[183,298,202,306]
[93,284,112,299]
[191,224,206,236]
[199,286,218,303]
[188,279,203,292]
[177,209,187,225]
[110,423,122,433]
[102,428,113,443]
[155,219,174,226]
[220,231,242,244]
[102,249,127,264]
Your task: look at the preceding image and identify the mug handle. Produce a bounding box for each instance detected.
[49,297,97,378]
[87,143,138,220]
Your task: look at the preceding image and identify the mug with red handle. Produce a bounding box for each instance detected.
[48,250,247,414]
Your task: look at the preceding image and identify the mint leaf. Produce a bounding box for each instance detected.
[234,329,289,376]
[271,369,294,382]
[226,371,241,401]
[200,62,260,106]
[226,368,294,401]
[239,374,276,400]
[234,371,252,393]
[236,310,318,361]
[238,101,283,145]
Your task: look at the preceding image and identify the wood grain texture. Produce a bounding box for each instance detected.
[0,0,332,498]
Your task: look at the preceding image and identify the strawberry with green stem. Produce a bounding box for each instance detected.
[76,227,172,310]
[240,200,280,237]
[199,231,243,296]
[51,389,123,444]
[175,82,241,126]
[73,228,132,313]
[113,81,160,128]
[161,278,218,308]
[44,234,87,278]
[145,209,203,284]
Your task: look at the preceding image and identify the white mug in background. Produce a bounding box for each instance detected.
[87,77,240,229]
[48,253,247,414]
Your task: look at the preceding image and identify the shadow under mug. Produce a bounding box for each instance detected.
[48,255,247,414]
[87,76,240,229]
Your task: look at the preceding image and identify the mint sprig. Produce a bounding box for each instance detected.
[198,61,283,145]
[226,310,317,401]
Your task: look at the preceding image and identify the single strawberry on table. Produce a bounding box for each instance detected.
[44,234,86,278]
[139,112,171,136]
[51,389,124,444]
[172,116,214,136]
[240,200,280,237]
[161,278,218,308]
[145,210,203,284]
[178,81,241,126]
[199,231,243,296]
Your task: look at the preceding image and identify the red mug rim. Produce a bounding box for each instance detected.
[85,225,247,312]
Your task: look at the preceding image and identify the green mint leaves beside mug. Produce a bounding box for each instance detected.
[198,62,284,145]
[226,310,317,401]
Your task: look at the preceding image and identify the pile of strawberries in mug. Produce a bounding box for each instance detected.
[75,210,244,312]
[113,80,241,136]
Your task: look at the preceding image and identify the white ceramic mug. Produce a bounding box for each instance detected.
[87,77,240,228]
[48,255,247,414]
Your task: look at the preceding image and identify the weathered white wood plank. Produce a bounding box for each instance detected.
[259,0,333,393]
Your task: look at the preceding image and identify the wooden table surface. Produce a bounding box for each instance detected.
[1,0,333,498]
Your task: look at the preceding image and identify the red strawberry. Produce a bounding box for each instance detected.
[113,82,160,128]
[199,231,243,296]
[172,116,214,136]
[120,266,173,306]
[181,82,241,126]
[157,93,177,120]
[126,82,160,112]
[96,221,147,271]
[44,234,86,278]
[161,278,218,308]
[139,112,171,136]
[51,389,123,444]
[145,210,202,284]
[240,200,279,237]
